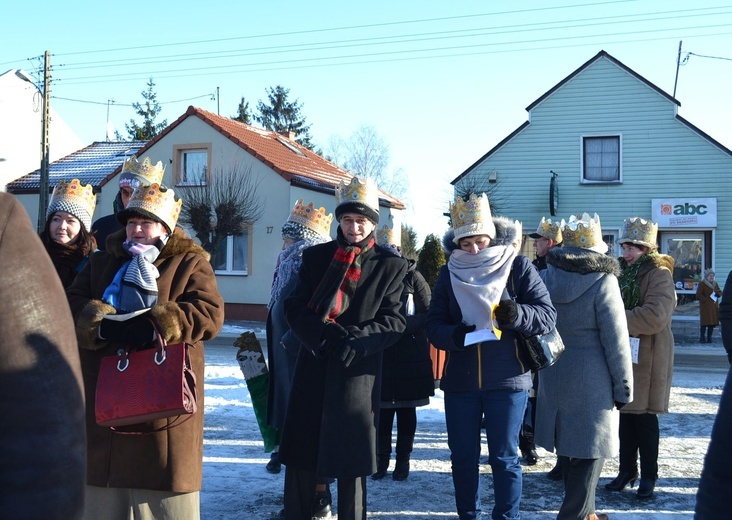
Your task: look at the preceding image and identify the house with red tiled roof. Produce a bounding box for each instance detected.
[9,106,404,320]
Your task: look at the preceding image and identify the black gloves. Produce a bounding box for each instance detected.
[494,299,519,323]
[452,324,476,347]
[99,317,156,346]
[332,342,364,368]
[615,401,627,410]
[322,322,349,344]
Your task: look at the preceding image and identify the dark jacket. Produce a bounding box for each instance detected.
[380,258,434,405]
[66,227,225,493]
[0,194,86,520]
[426,219,556,393]
[279,235,407,478]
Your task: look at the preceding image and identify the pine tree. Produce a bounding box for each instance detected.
[401,224,418,260]
[232,97,252,124]
[417,233,446,289]
[124,78,167,141]
[255,85,315,149]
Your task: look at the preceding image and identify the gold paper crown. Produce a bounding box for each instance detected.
[534,217,563,243]
[123,183,182,233]
[46,178,97,232]
[377,225,401,246]
[617,217,658,249]
[561,213,606,253]
[119,156,165,188]
[335,177,380,219]
[450,193,496,243]
[287,199,333,238]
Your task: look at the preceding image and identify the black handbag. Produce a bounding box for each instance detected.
[508,270,565,372]
[517,328,565,371]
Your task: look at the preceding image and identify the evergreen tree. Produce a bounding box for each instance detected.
[401,223,418,260]
[232,97,252,124]
[417,233,446,289]
[124,78,167,141]
[255,85,315,149]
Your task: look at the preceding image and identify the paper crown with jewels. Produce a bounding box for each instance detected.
[529,217,563,243]
[46,178,97,232]
[617,217,658,249]
[119,156,165,189]
[377,224,401,246]
[334,176,380,223]
[117,183,182,234]
[560,213,607,253]
[284,199,333,238]
[450,192,496,243]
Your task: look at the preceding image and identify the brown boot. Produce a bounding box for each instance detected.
[586,514,609,520]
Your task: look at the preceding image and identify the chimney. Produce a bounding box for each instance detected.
[280,130,297,140]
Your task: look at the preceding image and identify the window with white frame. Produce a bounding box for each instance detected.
[582,135,621,183]
[212,231,249,275]
[603,231,618,257]
[178,150,208,186]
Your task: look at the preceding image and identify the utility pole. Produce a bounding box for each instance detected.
[673,40,683,99]
[37,50,51,232]
[217,86,220,115]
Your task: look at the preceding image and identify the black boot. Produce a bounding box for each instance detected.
[707,327,714,343]
[312,485,332,518]
[604,470,639,491]
[392,456,410,481]
[637,478,656,499]
[266,451,281,474]
[700,327,707,343]
[371,455,389,480]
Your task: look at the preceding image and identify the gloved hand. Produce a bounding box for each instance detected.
[332,340,364,368]
[321,322,349,356]
[494,299,519,323]
[615,401,627,410]
[99,317,156,346]
[452,323,476,348]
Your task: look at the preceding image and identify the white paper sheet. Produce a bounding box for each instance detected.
[465,327,501,346]
[629,336,640,364]
[98,308,151,321]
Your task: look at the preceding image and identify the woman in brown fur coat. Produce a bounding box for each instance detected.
[67,183,224,520]
[696,269,722,343]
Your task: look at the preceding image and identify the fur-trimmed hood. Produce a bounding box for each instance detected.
[442,216,522,253]
[106,226,210,262]
[547,247,621,276]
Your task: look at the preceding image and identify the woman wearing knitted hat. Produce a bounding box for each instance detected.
[265,200,332,514]
[607,216,676,501]
[40,179,98,288]
[426,193,556,520]
[67,183,224,520]
[536,213,633,520]
[696,268,722,343]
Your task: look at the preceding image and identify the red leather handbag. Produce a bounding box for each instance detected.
[95,320,197,432]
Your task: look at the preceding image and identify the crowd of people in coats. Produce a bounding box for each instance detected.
[2,156,731,520]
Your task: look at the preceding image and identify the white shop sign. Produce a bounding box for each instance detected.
[651,198,717,227]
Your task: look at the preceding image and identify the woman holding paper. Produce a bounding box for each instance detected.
[606,217,676,500]
[66,183,224,520]
[425,194,555,520]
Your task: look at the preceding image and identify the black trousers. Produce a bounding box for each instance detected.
[556,455,605,520]
[284,467,367,520]
[619,412,659,479]
[377,407,417,459]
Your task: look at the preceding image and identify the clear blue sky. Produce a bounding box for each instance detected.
[2,0,731,244]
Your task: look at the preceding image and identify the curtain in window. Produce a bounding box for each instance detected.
[584,137,619,181]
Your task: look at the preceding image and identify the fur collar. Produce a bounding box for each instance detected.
[547,247,621,276]
[442,216,521,253]
[106,227,210,262]
[619,252,675,274]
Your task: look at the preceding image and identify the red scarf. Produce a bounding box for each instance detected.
[308,235,374,322]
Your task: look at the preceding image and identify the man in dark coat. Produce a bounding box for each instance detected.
[279,177,407,520]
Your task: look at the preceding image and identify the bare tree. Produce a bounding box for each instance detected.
[177,163,265,259]
[327,124,408,200]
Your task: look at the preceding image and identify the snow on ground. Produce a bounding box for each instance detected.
[200,340,727,519]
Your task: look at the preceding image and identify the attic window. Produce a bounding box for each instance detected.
[276,137,305,157]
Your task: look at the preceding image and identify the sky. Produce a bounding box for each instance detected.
[2,0,731,244]
[202,328,729,518]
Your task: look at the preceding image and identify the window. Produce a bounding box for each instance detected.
[180,150,208,186]
[212,231,249,275]
[582,135,621,183]
[603,231,618,257]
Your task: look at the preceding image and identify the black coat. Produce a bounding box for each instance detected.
[279,237,407,478]
[380,259,434,405]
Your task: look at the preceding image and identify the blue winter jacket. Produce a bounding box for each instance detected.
[426,220,556,392]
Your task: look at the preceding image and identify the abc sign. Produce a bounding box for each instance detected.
[660,203,707,216]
